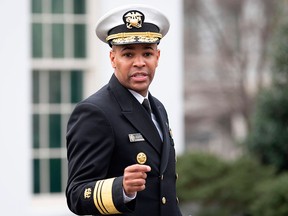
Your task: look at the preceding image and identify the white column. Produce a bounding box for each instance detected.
[0,0,31,215]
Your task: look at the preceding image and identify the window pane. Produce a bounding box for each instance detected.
[52,24,64,58]
[49,71,61,103]
[32,0,42,13]
[32,23,43,58]
[74,0,86,14]
[49,114,61,148]
[52,0,64,14]
[33,114,40,149]
[32,70,40,103]
[33,159,40,194]
[50,159,62,193]
[74,24,86,58]
[70,70,83,103]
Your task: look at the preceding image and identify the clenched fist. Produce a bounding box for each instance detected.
[123,164,151,197]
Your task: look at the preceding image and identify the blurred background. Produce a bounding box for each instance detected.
[1,0,288,215]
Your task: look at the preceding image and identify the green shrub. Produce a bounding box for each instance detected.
[177,152,275,216]
[176,152,228,201]
[246,87,288,172]
[250,173,288,216]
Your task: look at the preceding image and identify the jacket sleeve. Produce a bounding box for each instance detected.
[66,102,135,215]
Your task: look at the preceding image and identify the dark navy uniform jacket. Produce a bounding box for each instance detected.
[66,74,182,216]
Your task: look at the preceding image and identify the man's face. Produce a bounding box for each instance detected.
[110,43,160,96]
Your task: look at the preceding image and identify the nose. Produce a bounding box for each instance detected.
[133,55,146,67]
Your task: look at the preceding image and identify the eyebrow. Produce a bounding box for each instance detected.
[120,45,155,52]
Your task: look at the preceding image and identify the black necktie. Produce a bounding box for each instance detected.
[142,98,152,115]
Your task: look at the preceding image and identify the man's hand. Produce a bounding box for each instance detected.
[123,164,151,197]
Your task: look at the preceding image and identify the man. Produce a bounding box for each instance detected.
[66,4,182,216]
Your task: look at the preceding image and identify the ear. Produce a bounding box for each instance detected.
[156,49,160,66]
[110,50,116,68]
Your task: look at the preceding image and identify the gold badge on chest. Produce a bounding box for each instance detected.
[136,152,147,164]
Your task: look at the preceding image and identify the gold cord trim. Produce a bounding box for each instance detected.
[106,32,162,42]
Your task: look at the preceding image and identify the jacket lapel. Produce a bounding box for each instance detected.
[123,110,162,154]
[108,75,162,154]
[149,97,171,174]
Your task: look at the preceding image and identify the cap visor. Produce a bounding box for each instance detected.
[110,36,160,45]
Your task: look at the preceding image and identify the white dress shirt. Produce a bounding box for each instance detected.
[129,90,163,140]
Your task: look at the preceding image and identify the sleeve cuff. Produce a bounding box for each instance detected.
[93,178,121,215]
[123,190,137,203]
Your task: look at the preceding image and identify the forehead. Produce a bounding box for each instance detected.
[113,43,157,50]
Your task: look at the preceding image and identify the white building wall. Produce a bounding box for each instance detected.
[0,0,31,215]
[0,0,183,215]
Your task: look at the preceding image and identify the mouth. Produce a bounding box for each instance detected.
[130,72,148,78]
[130,72,149,82]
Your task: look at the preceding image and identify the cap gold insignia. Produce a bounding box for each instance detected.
[124,11,143,29]
[136,152,147,164]
[84,188,92,199]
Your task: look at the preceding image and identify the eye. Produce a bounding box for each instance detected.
[144,52,153,57]
[123,52,133,57]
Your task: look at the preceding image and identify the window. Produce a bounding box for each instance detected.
[32,70,83,194]
[31,0,86,194]
[31,0,86,59]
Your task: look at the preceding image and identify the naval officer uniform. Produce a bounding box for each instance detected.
[66,4,182,216]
